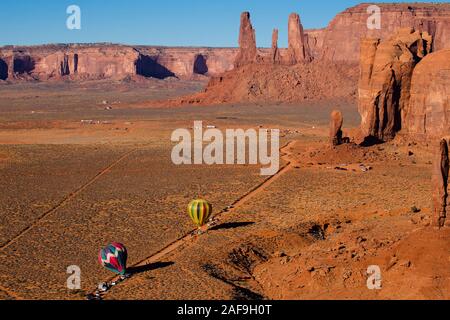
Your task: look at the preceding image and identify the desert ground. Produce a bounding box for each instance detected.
[0,78,448,300]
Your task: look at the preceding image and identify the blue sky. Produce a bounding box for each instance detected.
[0,0,447,47]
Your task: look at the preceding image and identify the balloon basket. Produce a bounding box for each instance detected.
[86,272,132,300]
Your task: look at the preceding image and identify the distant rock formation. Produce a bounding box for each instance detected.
[432,139,449,228]
[0,45,238,81]
[407,49,450,138]
[235,12,257,68]
[287,13,311,64]
[358,28,432,142]
[330,111,344,146]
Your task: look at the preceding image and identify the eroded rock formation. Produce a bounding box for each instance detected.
[407,49,450,138]
[330,111,344,146]
[358,28,432,142]
[235,12,257,68]
[432,139,449,228]
[287,13,311,63]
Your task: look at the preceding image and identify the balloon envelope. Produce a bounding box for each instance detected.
[98,242,128,275]
[188,199,212,227]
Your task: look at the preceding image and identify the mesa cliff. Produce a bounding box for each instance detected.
[0,44,238,81]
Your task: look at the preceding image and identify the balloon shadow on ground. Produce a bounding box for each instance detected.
[210,222,255,231]
[128,262,175,275]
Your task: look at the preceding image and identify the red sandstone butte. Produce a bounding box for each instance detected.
[358,28,432,142]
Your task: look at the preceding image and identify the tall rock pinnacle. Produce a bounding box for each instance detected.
[235,12,257,68]
[288,13,311,64]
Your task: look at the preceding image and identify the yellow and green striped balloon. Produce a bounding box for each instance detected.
[188,199,213,228]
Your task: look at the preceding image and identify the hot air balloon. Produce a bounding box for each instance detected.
[98,242,128,276]
[188,199,213,228]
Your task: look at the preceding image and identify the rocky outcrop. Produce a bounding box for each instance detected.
[317,3,450,62]
[358,28,432,142]
[432,139,449,228]
[406,49,450,138]
[235,12,257,68]
[330,111,344,146]
[287,13,311,63]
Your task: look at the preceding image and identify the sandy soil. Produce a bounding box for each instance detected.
[0,80,448,300]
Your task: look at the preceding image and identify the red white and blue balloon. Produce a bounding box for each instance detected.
[98,242,128,275]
